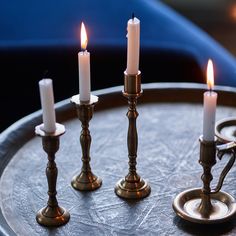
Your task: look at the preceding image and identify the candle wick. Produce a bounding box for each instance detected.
[43,69,49,78]
[132,13,135,20]
[209,87,213,94]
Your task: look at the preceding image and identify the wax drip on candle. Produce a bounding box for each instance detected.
[126,13,140,75]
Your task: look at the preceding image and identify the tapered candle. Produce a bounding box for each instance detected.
[126,14,140,75]
[203,59,217,141]
[78,22,91,101]
[39,78,56,133]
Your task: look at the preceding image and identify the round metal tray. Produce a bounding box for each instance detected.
[1,83,236,235]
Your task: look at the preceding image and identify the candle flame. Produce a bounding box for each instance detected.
[207,59,214,90]
[81,22,88,50]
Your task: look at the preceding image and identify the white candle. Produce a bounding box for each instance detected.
[203,59,217,141]
[39,78,56,133]
[126,15,140,75]
[78,22,91,101]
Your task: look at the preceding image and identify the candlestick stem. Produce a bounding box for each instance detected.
[35,124,70,227]
[71,95,102,191]
[198,137,216,217]
[80,105,92,173]
[126,96,139,179]
[115,71,151,199]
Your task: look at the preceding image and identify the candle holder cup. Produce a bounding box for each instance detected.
[173,135,236,224]
[35,123,70,227]
[70,94,102,191]
[114,71,151,199]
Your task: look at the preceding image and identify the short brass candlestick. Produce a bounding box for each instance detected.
[70,94,102,191]
[115,71,151,199]
[35,123,70,227]
[173,135,236,224]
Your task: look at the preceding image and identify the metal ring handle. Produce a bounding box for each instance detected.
[210,142,236,194]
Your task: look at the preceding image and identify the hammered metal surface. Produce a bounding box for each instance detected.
[1,103,236,235]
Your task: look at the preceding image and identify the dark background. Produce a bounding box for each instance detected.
[0,0,236,132]
[163,0,236,56]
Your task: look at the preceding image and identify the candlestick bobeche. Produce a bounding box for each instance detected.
[115,71,151,199]
[173,134,236,224]
[35,123,70,227]
[70,94,102,191]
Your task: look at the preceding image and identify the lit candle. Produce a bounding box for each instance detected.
[126,14,140,75]
[39,78,56,133]
[203,59,218,141]
[78,22,91,101]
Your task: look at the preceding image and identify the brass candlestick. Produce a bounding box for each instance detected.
[115,71,151,199]
[70,94,102,191]
[35,123,70,227]
[173,135,236,224]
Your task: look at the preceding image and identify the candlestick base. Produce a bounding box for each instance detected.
[36,206,70,227]
[172,188,236,224]
[115,177,151,199]
[71,172,102,191]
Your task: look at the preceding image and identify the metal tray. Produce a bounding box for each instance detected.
[1,83,236,235]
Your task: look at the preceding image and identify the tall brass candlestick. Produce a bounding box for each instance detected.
[70,94,102,191]
[35,123,70,227]
[115,71,151,199]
